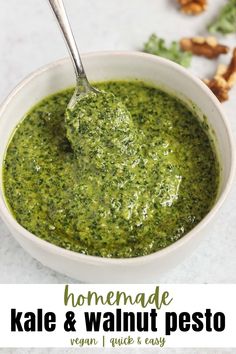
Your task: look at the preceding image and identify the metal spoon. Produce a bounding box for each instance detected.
[48,0,98,109]
[48,0,133,156]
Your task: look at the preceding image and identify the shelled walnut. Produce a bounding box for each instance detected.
[177,0,207,15]
[222,48,236,85]
[203,77,230,102]
[204,48,236,102]
[180,37,229,59]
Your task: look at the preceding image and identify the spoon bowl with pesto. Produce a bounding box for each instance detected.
[0,52,234,283]
[48,0,132,156]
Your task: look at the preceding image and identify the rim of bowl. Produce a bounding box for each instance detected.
[0,51,235,266]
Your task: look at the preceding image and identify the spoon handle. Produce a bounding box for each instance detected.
[48,0,90,90]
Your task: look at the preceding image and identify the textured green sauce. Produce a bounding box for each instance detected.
[3,81,219,258]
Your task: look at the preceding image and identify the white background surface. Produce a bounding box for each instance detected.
[0,0,236,353]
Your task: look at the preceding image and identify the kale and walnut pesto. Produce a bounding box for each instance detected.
[3,81,219,258]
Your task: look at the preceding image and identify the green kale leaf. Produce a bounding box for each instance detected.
[143,34,192,68]
[208,0,236,35]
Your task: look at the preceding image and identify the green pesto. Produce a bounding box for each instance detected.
[3,81,219,258]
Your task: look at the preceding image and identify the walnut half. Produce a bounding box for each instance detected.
[203,77,230,102]
[180,37,229,59]
[204,48,236,102]
[177,0,207,15]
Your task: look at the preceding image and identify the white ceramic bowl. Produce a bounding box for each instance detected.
[0,52,234,283]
